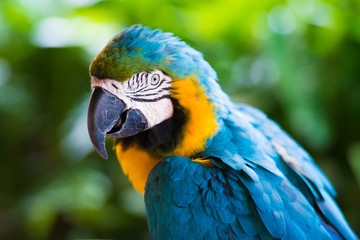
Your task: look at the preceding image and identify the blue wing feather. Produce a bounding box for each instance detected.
[145,156,274,240]
[146,156,338,239]
[235,103,336,196]
[236,103,358,240]
[144,103,358,240]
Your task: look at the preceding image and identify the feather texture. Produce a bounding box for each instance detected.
[90,25,358,240]
[145,103,358,239]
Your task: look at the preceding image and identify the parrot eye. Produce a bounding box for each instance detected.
[151,74,160,85]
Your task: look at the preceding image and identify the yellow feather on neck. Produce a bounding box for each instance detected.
[115,143,161,193]
[171,78,218,157]
[115,77,218,193]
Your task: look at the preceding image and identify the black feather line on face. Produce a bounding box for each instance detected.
[131,87,171,97]
[131,95,170,102]
[131,78,168,94]
[116,98,188,156]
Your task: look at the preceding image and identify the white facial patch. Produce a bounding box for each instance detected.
[91,70,174,129]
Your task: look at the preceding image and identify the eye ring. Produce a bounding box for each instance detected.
[151,74,160,85]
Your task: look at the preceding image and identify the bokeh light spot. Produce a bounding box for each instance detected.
[267,6,296,35]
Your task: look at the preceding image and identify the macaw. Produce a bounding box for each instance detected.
[87,25,358,240]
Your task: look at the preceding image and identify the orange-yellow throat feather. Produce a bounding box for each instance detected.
[115,78,218,193]
[115,144,161,193]
[170,78,218,156]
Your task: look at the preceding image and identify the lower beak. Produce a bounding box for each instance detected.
[87,87,147,159]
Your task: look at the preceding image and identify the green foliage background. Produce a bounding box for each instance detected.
[0,0,359,239]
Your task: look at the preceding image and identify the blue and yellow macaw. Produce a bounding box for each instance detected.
[87,25,358,239]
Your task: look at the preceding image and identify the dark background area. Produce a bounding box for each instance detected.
[0,0,359,239]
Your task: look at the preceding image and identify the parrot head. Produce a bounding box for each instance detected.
[88,25,227,191]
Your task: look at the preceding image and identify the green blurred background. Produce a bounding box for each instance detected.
[0,0,359,239]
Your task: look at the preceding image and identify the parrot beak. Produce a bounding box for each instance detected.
[87,87,148,159]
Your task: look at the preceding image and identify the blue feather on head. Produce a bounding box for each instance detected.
[90,24,217,84]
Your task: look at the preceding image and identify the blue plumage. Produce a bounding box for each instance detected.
[146,103,358,239]
[125,24,357,239]
[90,25,217,84]
[89,25,358,239]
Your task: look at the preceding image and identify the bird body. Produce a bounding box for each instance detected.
[87,25,358,239]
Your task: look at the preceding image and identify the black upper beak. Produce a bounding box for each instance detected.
[87,87,147,159]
